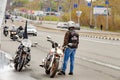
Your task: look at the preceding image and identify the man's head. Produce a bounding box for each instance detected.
[67,21,75,31]
[68,26,75,31]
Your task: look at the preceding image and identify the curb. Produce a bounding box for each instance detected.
[79,34,120,41]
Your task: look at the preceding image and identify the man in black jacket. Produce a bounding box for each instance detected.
[58,25,79,75]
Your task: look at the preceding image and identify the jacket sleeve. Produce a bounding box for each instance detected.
[62,31,70,47]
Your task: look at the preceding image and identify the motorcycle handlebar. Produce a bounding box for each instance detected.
[47,39,58,48]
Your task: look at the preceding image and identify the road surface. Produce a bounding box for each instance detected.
[0,20,120,80]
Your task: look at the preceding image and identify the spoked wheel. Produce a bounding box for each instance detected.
[50,59,59,78]
[14,57,25,71]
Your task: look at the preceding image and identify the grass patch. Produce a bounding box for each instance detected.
[44,16,59,21]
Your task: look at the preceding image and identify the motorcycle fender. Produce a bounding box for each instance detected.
[48,55,54,70]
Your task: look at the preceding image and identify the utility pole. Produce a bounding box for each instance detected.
[90,0,93,28]
[69,0,72,21]
[78,0,80,25]
[106,0,109,30]
[57,0,60,22]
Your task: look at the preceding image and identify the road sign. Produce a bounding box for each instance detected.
[88,2,91,7]
[74,4,78,8]
[47,7,51,12]
[59,6,62,11]
[76,11,82,17]
[93,6,111,16]
[105,0,109,4]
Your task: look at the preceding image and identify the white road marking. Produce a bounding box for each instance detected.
[77,56,120,71]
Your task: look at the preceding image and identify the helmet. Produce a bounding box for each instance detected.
[67,21,75,29]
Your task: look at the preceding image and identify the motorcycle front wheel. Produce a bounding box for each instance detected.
[45,70,50,74]
[50,59,59,78]
[14,56,25,71]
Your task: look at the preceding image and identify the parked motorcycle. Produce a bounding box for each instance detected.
[40,36,64,78]
[3,26,8,36]
[14,39,32,71]
[10,30,18,41]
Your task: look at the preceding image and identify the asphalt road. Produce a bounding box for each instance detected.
[0,24,120,80]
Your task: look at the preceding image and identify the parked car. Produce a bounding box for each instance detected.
[57,22,68,28]
[27,25,37,36]
[75,23,80,30]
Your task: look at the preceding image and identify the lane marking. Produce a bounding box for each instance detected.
[77,56,120,71]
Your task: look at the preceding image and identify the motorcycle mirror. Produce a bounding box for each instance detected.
[47,35,51,40]
[58,44,61,48]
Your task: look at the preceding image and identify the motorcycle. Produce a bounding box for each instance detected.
[3,26,8,36]
[14,39,31,71]
[10,30,18,41]
[40,36,64,78]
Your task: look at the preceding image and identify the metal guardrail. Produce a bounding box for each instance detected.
[0,50,11,70]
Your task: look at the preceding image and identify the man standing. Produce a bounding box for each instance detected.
[58,24,79,75]
[5,19,7,24]
[100,24,103,30]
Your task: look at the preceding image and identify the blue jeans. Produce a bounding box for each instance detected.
[62,47,76,73]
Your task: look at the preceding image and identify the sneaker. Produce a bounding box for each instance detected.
[68,72,73,75]
[58,71,65,75]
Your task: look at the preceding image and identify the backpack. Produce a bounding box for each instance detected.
[68,31,79,48]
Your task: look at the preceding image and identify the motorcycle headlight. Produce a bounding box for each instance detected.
[12,32,16,34]
[23,47,28,52]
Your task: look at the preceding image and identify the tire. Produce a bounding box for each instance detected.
[50,59,59,78]
[33,34,37,36]
[14,56,25,71]
[4,32,8,36]
[12,37,16,41]
[18,57,25,71]
[45,70,50,74]
[12,36,18,41]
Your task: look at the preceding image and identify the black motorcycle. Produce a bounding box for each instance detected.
[14,39,31,71]
[10,30,18,41]
[3,26,8,36]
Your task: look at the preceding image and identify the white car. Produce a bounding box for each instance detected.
[57,22,68,28]
[27,25,37,36]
